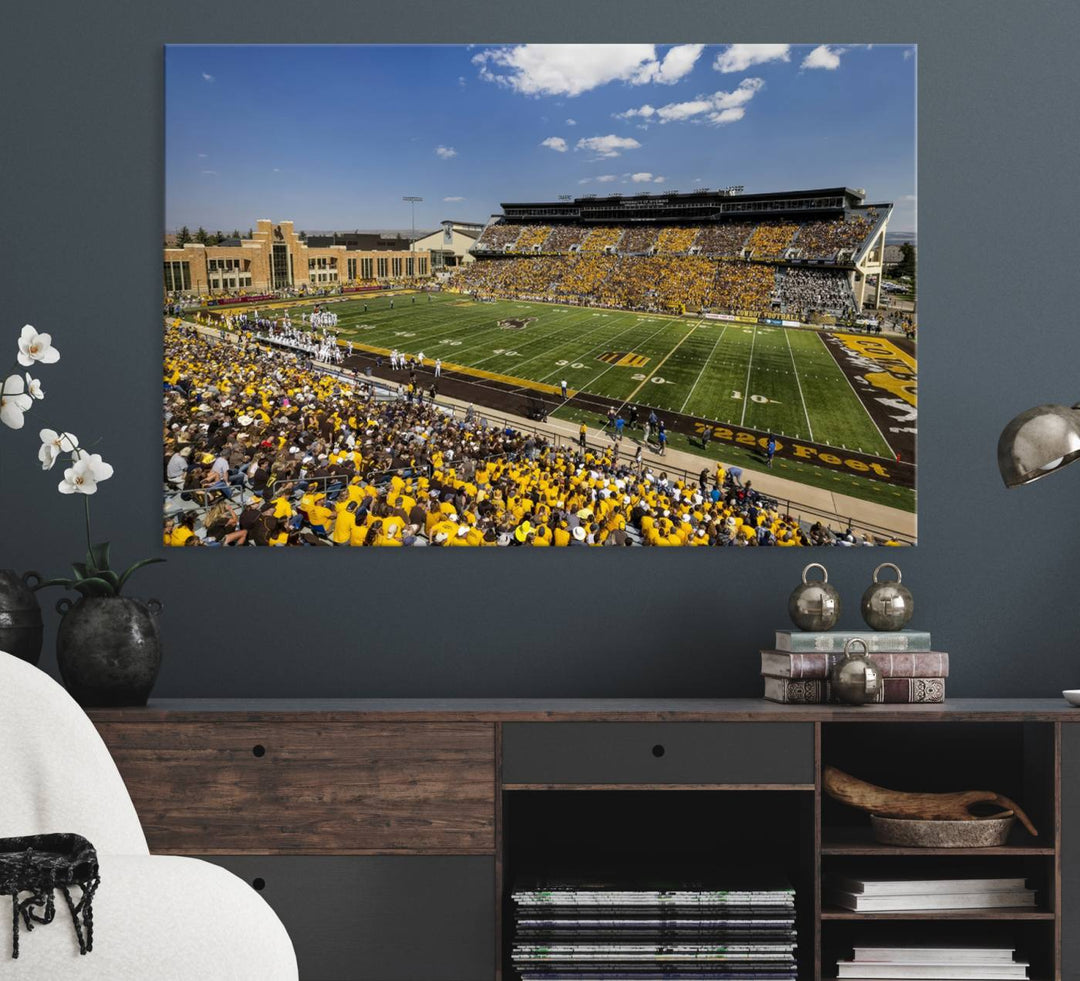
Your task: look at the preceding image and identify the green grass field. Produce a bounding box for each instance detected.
[252,292,894,456]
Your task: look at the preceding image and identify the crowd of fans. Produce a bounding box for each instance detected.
[619,226,659,253]
[776,268,857,319]
[711,261,778,314]
[513,225,552,251]
[544,225,589,251]
[747,223,799,259]
[163,323,898,547]
[794,210,878,259]
[655,226,699,254]
[693,223,754,257]
[581,226,624,252]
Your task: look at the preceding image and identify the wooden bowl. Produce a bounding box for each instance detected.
[870,813,1016,848]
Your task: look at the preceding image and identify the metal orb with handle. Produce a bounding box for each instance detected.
[830,638,884,705]
[787,562,841,631]
[861,562,914,631]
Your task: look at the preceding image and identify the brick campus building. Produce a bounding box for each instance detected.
[163,219,433,294]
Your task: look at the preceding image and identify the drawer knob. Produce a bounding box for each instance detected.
[252,877,266,891]
[252,744,267,758]
[651,744,666,758]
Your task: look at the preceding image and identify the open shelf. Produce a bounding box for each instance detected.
[821,826,1054,856]
[821,906,1055,920]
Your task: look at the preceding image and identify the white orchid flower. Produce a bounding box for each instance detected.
[17,325,60,367]
[38,429,79,470]
[0,374,32,429]
[58,451,114,495]
[24,373,44,400]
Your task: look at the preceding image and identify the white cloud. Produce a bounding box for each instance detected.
[540,136,569,152]
[713,44,790,74]
[576,134,642,158]
[579,174,620,184]
[458,76,466,86]
[272,168,281,173]
[630,172,666,183]
[443,196,466,202]
[802,45,843,70]
[472,44,703,97]
[633,44,706,86]
[693,177,703,183]
[903,48,915,61]
[435,145,458,159]
[201,72,214,82]
[197,152,207,158]
[617,78,764,126]
[565,118,577,126]
[200,170,217,176]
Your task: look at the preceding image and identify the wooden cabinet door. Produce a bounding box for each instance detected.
[95,721,496,854]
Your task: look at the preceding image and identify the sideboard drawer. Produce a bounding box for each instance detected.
[95,722,495,854]
[206,855,495,981]
[501,722,813,786]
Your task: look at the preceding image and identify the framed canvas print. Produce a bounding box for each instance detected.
[163,43,916,547]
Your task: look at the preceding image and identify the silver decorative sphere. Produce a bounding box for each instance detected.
[788,563,841,632]
[861,562,914,631]
[830,638,884,705]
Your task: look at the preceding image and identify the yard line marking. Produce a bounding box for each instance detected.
[785,328,814,442]
[680,324,728,414]
[739,325,758,428]
[619,319,703,409]
[812,331,894,458]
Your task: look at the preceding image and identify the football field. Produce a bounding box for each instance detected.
[255,292,899,458]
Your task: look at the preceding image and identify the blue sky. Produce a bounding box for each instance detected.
[166,44,916,234]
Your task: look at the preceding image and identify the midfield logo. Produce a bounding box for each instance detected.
[497,317,537,330]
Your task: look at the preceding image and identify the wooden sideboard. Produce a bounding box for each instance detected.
[89,699,1080,981]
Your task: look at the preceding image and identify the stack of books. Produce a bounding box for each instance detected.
[824,874,1036,912]
[510,875,798,980]
[761,630,948,704]
[836,945,1029,979]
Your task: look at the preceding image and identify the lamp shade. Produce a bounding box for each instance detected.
[997,403,1080,487]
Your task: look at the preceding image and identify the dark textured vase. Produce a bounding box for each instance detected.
[0,570,44,665]
[55,597,163,707]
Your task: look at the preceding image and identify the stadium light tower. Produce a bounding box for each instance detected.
[402,196,423,250]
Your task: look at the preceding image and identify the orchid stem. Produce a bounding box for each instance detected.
[85,494,93,555]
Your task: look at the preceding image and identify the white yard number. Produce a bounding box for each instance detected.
[493,348,520,357]
[439,339,462,346]
[632,375,673,385]
[556,360,585,368]
[732,391,773,403]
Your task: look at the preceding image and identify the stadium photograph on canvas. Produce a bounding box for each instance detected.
[163,44,916,548]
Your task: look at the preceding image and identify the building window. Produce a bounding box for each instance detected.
[272,243,291,289]
[392,257,402,276]
[377,258,388,278]
[406,257,414,276]
[419,257,427,275]
[362,258,373,279]
[163,261,191,291]
[347,258,357,280]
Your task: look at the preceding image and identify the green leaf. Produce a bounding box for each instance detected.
[71,562,89,580]
[33,577,76,591]
[87,542,111,575]
[96,569,121,591]
[72,577,117,598]
[117,557,166,594]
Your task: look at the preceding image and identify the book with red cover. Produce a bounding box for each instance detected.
[761,650,949,680]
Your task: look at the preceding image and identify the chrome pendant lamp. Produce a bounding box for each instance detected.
[998,403,1080,487]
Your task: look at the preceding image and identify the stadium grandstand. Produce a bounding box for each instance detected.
[451,186,890,319]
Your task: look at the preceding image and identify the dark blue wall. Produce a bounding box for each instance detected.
[2,1,1077,698]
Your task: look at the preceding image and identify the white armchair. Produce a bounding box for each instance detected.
[0,650,298,980]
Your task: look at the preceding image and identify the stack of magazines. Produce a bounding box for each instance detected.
[510,875,798,980]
